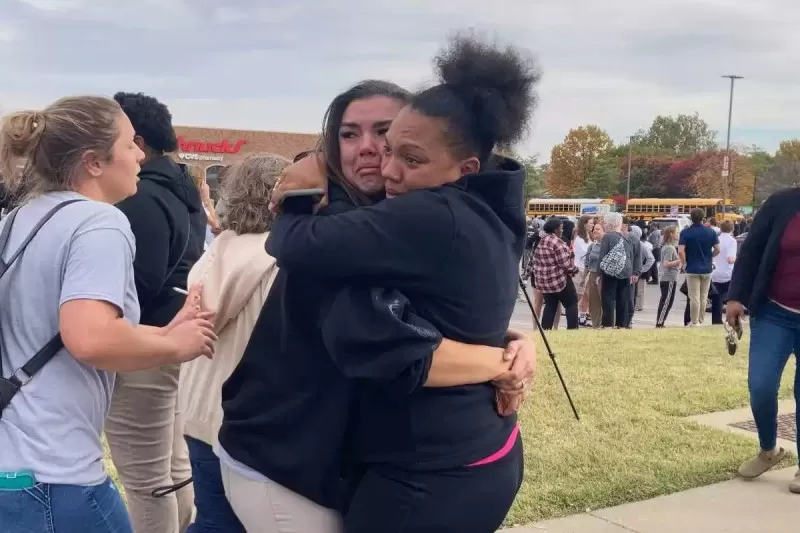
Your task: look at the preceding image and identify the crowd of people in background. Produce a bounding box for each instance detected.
[523,208,744,331]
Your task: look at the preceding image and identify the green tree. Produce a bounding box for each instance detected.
[519,154,546,199]
[545,125,614,197]
[582,157,621,197]
[741,145,775,178]
[638,113,717,155]
[610,133,674,159]
[625,156,675,199]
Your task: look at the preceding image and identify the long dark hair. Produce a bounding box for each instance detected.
[561,219,576,244]
[318,80,411,206]
[576,215,592,242]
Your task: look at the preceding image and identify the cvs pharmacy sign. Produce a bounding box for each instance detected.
[178,137,247,154]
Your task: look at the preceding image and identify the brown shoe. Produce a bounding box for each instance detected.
[738,448,787,479]
[790,469,800,494]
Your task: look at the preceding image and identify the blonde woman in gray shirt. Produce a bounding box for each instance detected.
[655,225,682,328]
[0,96,216,533]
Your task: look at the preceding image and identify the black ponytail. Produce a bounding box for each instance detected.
[411,32,541,163]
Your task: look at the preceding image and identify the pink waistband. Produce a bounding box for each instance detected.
[466,423,520,467]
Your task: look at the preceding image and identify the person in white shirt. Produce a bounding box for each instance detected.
[573,216,594,325]
[710,219,737,324]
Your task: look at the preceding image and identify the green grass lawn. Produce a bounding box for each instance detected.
[506,326,795,527]
[103,326,795,528]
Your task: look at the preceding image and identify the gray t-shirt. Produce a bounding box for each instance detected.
[0,191,139,486]
[660,244,680,283]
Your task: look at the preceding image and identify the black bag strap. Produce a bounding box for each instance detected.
[0,208,21,271]
[0,200,84,277]
[0,199,84,409]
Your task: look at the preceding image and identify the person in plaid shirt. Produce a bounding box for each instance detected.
[532,218,580,329]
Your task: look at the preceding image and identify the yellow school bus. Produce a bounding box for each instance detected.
[625,198,743,222]
[526,198,614,219]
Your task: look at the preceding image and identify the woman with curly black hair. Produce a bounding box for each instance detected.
[106,92,207,533]
[266,33,539,532]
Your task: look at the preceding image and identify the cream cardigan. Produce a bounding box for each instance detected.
[178,230,279,447]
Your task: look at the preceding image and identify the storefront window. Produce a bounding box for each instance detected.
[205,165,227,201]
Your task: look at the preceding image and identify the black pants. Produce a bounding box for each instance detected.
[656,281,677,326]
[344,436,524,533]
[542,278,579,330]
[601,274,632,328]
[710,281,730,325]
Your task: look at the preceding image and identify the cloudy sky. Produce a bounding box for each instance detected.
[1,0,799,159]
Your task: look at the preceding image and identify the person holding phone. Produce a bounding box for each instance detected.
[728,188,800,493]
[218,75,535,533]
[262,34,539,532]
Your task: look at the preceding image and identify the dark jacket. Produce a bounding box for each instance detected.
[219,182,443,511]
[728,188,800,314]
[116,155,206,326]
[266,156,526,471]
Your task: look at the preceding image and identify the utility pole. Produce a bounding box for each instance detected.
[625,136,633,208]
[722,75,743,215]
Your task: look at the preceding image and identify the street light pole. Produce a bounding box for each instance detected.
[722,75,743,214]
[625,136,633,207]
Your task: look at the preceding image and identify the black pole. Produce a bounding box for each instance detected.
[518,276,580,420]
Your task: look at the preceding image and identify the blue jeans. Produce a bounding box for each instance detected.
[185,436,245,533]
[0,477,131,533]
[748,302,800,460]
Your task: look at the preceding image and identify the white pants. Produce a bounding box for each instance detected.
[221,463,343,533]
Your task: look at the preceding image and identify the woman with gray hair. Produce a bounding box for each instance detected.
[598,212,636,328]
[603,212,623,234]
[178,153,289,532]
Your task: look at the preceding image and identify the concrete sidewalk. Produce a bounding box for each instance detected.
[505,467,797,533]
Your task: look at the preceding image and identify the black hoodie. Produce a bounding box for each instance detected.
[116,155,206,326]
[266,156,527,470]
[219,181,444,511]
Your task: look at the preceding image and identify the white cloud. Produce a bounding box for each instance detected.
[0,27,15,43]
[1,0,799,158]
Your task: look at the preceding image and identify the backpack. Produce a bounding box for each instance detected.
[600,238,627,278]
[0,199,84,418]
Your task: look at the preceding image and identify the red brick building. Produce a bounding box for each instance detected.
[170,125,318,196]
